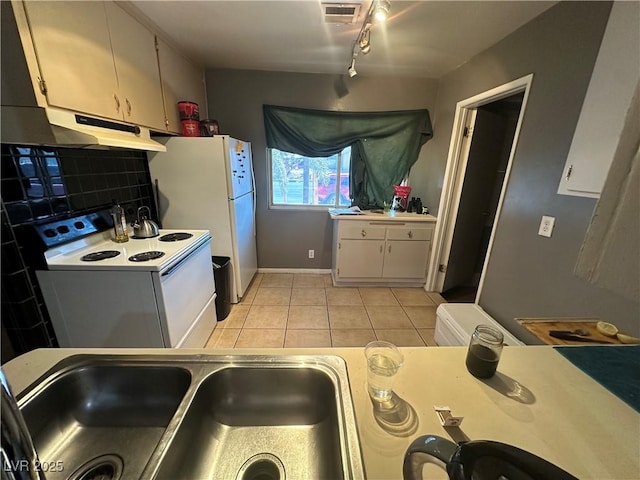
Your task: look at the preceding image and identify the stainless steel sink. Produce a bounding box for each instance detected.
[17,355,364,480]
[19,362,191,480]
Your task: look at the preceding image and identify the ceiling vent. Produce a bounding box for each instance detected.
[322,3,361,24]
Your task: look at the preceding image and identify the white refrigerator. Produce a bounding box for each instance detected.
[148,136,257,302]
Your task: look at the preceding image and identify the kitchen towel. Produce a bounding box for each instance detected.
[554,345,639,413]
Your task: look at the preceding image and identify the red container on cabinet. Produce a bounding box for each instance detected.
[177,101,199,120]
[181,120,200,137]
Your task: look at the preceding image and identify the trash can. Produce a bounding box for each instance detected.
[212,256,232,321]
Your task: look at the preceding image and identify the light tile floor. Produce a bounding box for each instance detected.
[205,273,447,349]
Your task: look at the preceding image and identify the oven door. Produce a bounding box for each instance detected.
[153,239,216,347]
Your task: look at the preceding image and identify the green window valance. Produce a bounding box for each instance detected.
[263,105,433,208]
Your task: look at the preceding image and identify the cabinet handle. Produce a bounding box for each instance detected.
[379,245,383,253]
[408,231,413,239]
[114,94,120,112]
[126,99,132,116]
[361,230,367,237]
[388,244,392,253]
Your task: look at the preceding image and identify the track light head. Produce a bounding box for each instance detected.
[358,27,371,54]
[348,58,357,77]
[373,0,390,22]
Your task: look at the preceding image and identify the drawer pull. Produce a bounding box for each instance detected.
[408,231,413,239]
[361,230,367,237]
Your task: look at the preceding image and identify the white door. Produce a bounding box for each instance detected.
[337,240,384,278]
[434,109,477,292]
[442,109,510,292]
[23,1,120,119]
[228,138,253,198]
[229,191,257,298]
[427,74,533,295]
[383,240,430,279]
[105,2,166,130]
[153,241,215,347]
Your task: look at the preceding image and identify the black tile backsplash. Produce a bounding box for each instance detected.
[1,144,157,362]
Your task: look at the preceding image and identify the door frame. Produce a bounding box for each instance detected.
[425,74,534,297]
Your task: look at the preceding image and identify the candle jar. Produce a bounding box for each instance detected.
[465,325,504,378]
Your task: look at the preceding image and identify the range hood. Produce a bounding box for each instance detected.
[1,105,167,152]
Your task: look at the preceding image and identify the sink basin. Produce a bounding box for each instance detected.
[17,355,364,480]
[156,367,344,479]
[19,363,191,480]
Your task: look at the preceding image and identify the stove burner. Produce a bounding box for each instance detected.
[128,251,165,262]
[81,251,121,262]
[159,232,193,242]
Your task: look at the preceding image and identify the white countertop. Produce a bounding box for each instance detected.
[5,346,639,480]
[330,211,437,223]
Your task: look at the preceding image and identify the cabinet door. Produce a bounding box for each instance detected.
[557,1,639,198]
[156,37,206,133]
[105,2,165,130]
[383,240,430,279]
[23,1,120,119]
[337,239,384,278]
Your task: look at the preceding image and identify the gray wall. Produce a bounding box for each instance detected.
[205,70,438,269]
[424,1,640,338]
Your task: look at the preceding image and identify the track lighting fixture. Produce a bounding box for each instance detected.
[346,0,391,78]
[372,0,390,22]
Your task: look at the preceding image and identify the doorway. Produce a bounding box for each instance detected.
[426,74,533,301]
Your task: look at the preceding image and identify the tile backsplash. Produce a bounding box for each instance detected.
[1,144,157,362]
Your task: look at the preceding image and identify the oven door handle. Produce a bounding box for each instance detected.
[161,240,210,277]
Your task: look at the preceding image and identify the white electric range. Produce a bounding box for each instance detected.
[35,214,217,348]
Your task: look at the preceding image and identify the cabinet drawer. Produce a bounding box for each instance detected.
[340,225,386,240]
[386,227,432,241]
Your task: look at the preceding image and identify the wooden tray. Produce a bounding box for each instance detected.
[517,318,623,345]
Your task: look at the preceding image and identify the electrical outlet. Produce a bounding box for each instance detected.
[308,249,315,259]
[538,215,555,237]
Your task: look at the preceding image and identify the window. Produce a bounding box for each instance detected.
[270,146,351,207]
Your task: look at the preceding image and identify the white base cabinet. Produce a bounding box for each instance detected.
[331,216,435,286]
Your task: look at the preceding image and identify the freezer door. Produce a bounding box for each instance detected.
[229,191,258,297]
[228,138,253,199]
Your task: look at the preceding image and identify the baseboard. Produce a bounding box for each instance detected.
[258,268,333,275]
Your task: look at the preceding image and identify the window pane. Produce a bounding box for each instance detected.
[271,147,350,207]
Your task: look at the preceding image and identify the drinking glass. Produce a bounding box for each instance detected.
[365,341,404,401]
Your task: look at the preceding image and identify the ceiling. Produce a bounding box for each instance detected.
[128,1,557,79]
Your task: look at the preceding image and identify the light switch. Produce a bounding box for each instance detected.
[538,215,555,237]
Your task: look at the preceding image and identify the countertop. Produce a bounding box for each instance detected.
[330,211,437,223]
[5,346,639,480]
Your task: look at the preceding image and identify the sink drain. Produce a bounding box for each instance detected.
[67,454,124,480]
[236,453,285,480]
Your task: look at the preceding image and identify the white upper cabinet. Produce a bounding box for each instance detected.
[156,37,207,134]
[20,0,166,130]
[104,2,166,131]
[558,1,639,198]
[22,1,119,119]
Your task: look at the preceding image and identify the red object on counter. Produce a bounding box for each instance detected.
[181,120,200,137]
[177,101,199,121]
